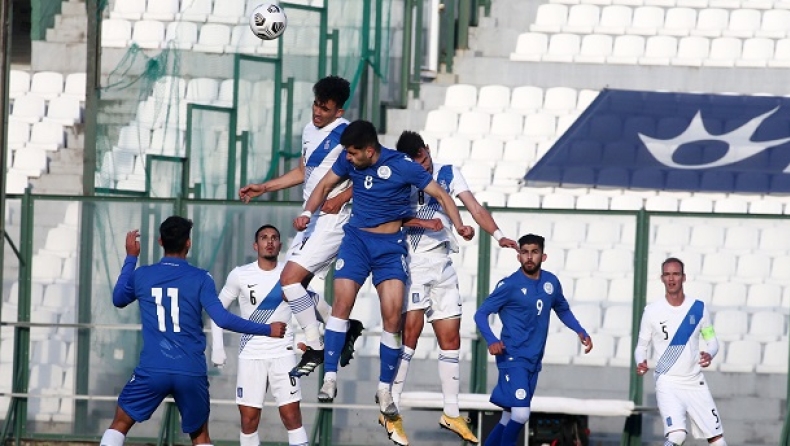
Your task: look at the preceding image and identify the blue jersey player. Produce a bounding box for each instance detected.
[474,234,594,446]
[99,216,287,446]
[293,120,474,446]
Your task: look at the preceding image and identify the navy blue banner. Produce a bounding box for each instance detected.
[525,89,790,193]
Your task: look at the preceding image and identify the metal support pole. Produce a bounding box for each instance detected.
[399,0,413,107]
[458,0,471,50]
[83,0,101,196]
[0,0,13,319]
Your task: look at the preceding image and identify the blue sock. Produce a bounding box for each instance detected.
[323,328,345,373]
[500,420,525,446]
[484,422,505,446]
[379,342,400,383]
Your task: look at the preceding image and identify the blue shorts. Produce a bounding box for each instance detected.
[334,225,409,286]
[117,368,210,434]
[490,366,539,409]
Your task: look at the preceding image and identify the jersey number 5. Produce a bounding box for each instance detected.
[152,287,180,333]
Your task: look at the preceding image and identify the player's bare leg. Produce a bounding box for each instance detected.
[100,406,136,446]
[238,405,262,446]
[434,317,478,443]
[278,402,308,446]
[318,278,361,402]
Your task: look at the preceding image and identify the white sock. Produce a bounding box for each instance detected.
[377,381,390,391]
[239,431,259,446]
[194,444,213,446]
[100,429,125,446]
[313,296,332,323]
[391,346,414,409]
[438,349,461,418]
[324,371,337,381]
[283,284,322,349]
[287,427,308,446]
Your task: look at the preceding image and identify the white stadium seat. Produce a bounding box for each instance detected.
[756,341,789,373]
[736,37,774,67]
[543,331,580,364]
[611,335,633,367]
[522,112,557,141]
[470,139,505,166]
[719,340,761,372]
[101,19,132,48]
[700,253,736,282]
[542,193,577,209]
[185,78,220,104]
[627,6,665,35]
[725,226,760,253]
[607,35,646,63]
[178,0,213,22]
[678,195,714,211]
[144,0,179,21]
[531,4,569,33]
[574,332,614,366]
[163,22,198,50]
[131,20,165,49]
[702,37,741,66]
[62,72,86,101]
[509,86,544,114]
[713,310,747,341]
[690,8,729,38]
[544,87,578,115]
[573,276,608,303]
[563,4,601,34]
[489,113,524,140]
[110,0,146,20]
[660,7,697,36]
[193,24,231,53]
[713,196,749,213]
[734,253,771,284]
[722,8,761,38]
[208,0,246,24]
[441,84,478,113]
[756,9,790,38]
[711,282,747,308]
[639,35,678,65]
[747,311,785,342]
[542,34,582,63]
[564,248,599,278]
[510,33,549,62]
[745,284,782,309]
[44,96,81,126]
[671,36,710,66]
[422,109,459,138]
[476,85,511,114]
[10,95,46,124]
[27,121,65,152]
[506,190,541,208]
[457,111,492,139]
[9,70,30,99]
[12,147,47,178]
[575,34,614,63]
[594,5,633,35]
[7,120,29,151]
[5,169,30,194]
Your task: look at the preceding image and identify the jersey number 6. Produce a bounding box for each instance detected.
[152,287,181,333]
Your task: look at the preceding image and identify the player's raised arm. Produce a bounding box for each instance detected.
[239,160,307,203]
[422,180,475,240]
[456,190,517,249]
[112,230,141,308]
[199,273,286,337]
[295,169,346,231]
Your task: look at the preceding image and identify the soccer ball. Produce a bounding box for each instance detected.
[249,3,287,41]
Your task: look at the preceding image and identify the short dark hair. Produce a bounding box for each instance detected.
[313,76,350,109]
[662,257,685,274]
[340,120,380,151]
[395,131,425,158]
[254,224,280,241]
[160,216,193,254]
[518,233,545,251]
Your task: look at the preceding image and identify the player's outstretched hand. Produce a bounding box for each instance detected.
[699,351,713,368]
[579,333,593,354]
[499,237,518,250]
[211,347,227,368]
[239,183,266,203]
[488,341,505,356]
[293,216,310,232]
[125,230,141,257]
[457,225,475,241]
[636,360,649,376]
[269,322,287,338]
[424,218,444,231]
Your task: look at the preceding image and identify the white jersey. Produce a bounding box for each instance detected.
[217,262,294,359]
[635,297,716,384]
[301,118,352,205]
[405,163,469,254]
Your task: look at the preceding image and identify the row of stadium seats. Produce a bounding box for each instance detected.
[548,0,788,9]
[438,84,595,115]
[109,0,322,24]
[7,71,86,101]
[511,32,790,66]
[530,4,790,38]
[9,96,82,127]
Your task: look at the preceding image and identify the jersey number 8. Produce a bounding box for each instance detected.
[152,287,181,333]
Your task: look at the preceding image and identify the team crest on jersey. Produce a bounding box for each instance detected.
[237,387,243,398]
[377,166,392,179]
[324,139,331,150]
[521,288,527,295]
[336,259,345,270]
[689,315,696,324]
[515,389,527,400]
[543,282,554,294]
[439,179,449,192]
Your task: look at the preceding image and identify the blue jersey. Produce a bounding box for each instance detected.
[113,255,273,376]
[474,269,587,372]
[332,147,433,228]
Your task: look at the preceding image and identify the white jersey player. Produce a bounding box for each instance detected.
[210,224,309,446]
[238,76,364,378]
[389,131,518,444]
[634,257,727,446]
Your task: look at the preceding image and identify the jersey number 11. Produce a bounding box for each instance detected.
[152,287,181,333]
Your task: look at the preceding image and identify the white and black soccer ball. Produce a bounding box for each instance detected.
[249,3,288,41]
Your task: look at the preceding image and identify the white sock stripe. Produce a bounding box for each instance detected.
[400,351,413,361]
[288,294,315,313]
[438,354,460,363]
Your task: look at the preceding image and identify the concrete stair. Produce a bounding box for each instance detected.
[32,0,87,73]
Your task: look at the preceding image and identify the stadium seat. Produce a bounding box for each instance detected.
[563,4,601,34]
[31,251,63,284]
[489,113,524,140]
[723,8,761,38]
[627,6,665,35]
[609,194,644,210]
[575,34,614,63]
[688,225,724,252]
[470,139,504,166]
[7,120,29,152]
[713,196,749,213]
[61,72,86,101]
[422,109,459,138]
[457,111,492,139]
[756,340,789,373]
[563,248,599,278]
[575,193,610,210]
[10,94,46,124]
[41,283,76,309]
[594,5,633,35]
[769,38,790,67]
[101,19,132,48]
[759,226,790,253]
[574,332,613,366]
[531,4,569,33]
[476,85,511,114]
[576,89,599,110]
[502,139,538,163]
[208,0,246,24]
[460,164,493,191]
[193,24,232,53]
[435,136,471,165]
[153,76,187,100]
[115,125,152,153]
[639,35,678,64]
[143,0,179,21]
[506,190,541,208]
[542,34,582,62]
[678,195,714,212]
[700,253,736,282]
[660,7,698,36]
[714,310,747,341]
[163,22,198,50]
[5,169,30,194]
[27,121,65,152]
[573,277,608,303]
[12,147,47,178]
[474,190,506,207]
[702,37,741,66]
[509,86,544,115]
[736,37,774,67]
[541,192,576,209]
[691,8,729,37]
[724,226,760,253]
[671,36,711,66]
[522,112,557,141]
[653,221,690,250]
[745,284,782,310]
[572,304,603,332]
[131,20,165,49]
[610,335,633,368]
[748,310,786,343]
[756,9,790,38]
[185,78,220,104]
[44,96,81,126]
[441,84,478,113]
[543,331,579,364]
[110,0,146,20]
[685,280,713,302]
[719,340,761,372]
[644,195,678,211]
[9,70,30,100]
[711,282,747,309]
[510,33,549,62]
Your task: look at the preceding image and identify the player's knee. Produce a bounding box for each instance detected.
[708,435,726,446]
[279,409,302,430]
[510,407,530,424]
[280,264,308,287]
[666,430,686,445]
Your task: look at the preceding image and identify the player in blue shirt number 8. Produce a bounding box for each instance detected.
[99,216,286,446]
[294,120,475,446]
[474,234,593,446]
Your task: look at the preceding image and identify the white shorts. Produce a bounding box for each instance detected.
[236,355,301,408]
[656,376,724,439]
[405,252,462,323]
[286,211,349,278]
